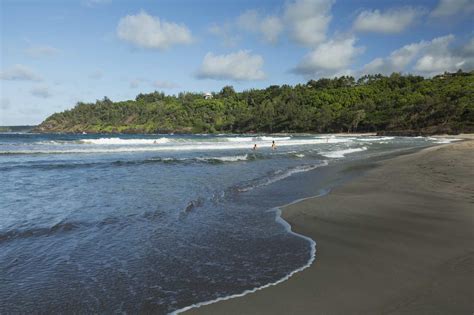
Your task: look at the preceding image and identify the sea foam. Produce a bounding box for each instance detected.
[81,137,170,145]
[320,146,368,158]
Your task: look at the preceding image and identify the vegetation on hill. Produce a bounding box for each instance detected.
[35,71,474,135]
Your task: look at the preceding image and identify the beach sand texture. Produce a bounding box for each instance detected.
[188,140,474,314]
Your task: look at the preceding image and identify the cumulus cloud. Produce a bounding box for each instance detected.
[196,50,265,81]
[210,0,333,46]
[117,11,193,49]
[413,35,466,74]
[431,0,474,17]
[0,64,42,81]
[293,37,363,77]
[30,86,52,98]
[25,45,60,58]
[354,7,425,34]
[362,41,428,74]
[362,35,473,76]
[284,0,333,46]
[153,80,179,89]
[237,10,284,44]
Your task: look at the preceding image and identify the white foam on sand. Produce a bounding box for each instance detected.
[428,137,462,144]
[171,189,331,315]
[237,161,328,192]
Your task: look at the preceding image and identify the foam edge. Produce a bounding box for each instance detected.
[171,190,330,315]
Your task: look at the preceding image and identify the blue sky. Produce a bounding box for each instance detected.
[1,0,473,125]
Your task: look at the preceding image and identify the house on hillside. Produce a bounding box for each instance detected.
[203,92,213,99]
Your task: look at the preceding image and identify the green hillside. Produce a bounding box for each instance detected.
[35,71,474,135]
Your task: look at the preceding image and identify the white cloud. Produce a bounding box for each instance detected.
[237,10,283,44]
[211,1,333,47]
[25,45,60,58]
[294,37,363,77]
[117,11,193,49]
[153,80,179,89]
[413,35,465,74]
[209,23,241,47]
[30,86,52,98]
[354,7,425,34]
[431,0,474,17]
[0,64,42,81]
[260,16,284,44]
[284,0,333,46]
[362,35,473,76]
[236,10,259,31]
[363,41,428,74]
[196,50,265,81]
[415,55,465,73]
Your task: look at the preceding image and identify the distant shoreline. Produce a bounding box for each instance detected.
[187,137,474,314]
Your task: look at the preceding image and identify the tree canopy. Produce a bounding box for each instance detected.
[36,71,474,135]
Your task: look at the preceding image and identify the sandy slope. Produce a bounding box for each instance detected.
[187,140,474,314]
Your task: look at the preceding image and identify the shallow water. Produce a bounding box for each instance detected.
[0,133,451,313]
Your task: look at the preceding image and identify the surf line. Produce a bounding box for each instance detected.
[171,188,331,315]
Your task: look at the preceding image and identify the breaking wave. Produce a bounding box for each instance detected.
[235,161,328,193]
[320,146,368,158]
[80,137,171,145]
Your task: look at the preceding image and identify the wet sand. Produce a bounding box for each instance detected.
[187,139,474,314]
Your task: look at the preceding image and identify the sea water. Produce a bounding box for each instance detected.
[0,133,455,313]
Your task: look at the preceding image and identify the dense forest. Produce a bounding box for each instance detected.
[36,71,474,135]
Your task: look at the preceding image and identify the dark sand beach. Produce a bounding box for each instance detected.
[188,139,474,314]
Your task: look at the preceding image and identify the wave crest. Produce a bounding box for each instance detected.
[320,146,367,158]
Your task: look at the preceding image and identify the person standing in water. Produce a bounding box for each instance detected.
[271,140,277,150]
[253,144,257,150]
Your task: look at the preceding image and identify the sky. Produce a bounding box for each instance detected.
[1,0,473,125]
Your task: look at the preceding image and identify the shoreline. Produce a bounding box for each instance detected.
[186,139,474,314]
[172,189,332,315]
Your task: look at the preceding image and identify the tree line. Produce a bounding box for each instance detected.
[35,70,474,135]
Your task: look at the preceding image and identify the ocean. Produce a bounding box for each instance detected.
[0,133,455,313]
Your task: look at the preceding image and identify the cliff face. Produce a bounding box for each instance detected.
[34,72,474,135]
